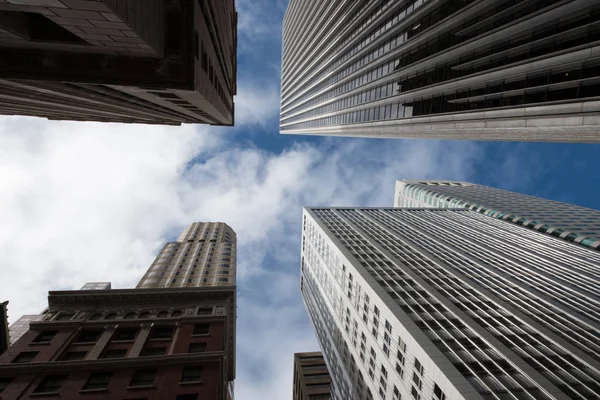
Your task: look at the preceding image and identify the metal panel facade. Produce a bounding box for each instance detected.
[300,207,600,400]
[281,0,600,142]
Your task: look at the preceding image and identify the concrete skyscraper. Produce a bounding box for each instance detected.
[0,1,237,126]
[293,351,332,400]
[0,222,236,400]
[300,207,600,400]
[280,0,600,142]
[394,180,600,251]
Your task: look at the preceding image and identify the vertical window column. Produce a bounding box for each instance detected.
[128,324,151,358]
[86,325,116,360]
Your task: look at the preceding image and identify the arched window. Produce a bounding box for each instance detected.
[171,310,182,317]
[124,312,135,319]
[157,311,168,318]
[90,313,102,320]
[138,311,150,318]
[105,313,117,320]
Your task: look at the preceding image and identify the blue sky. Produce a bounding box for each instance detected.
[1,0,600,398]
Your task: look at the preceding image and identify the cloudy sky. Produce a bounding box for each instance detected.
[1,0,600,398]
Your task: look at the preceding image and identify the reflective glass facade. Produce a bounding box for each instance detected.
[394,180,600,251]
[301,207,600,400]
[281,0,600,142]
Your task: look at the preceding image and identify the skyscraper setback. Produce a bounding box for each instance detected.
[394,180,600,251]
[300,207,600,400]
[0,1,237,126]
[0,222,236,400]
[280,0,600,142]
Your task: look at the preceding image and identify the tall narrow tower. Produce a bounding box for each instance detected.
[301,207,600,400]
[0,222,236,400]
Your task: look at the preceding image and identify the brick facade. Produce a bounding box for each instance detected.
[0,287,235,400]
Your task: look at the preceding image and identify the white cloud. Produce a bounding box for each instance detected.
[0,116,489,399]
[235,81,282,127]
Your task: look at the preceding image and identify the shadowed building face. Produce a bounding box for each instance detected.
[0,0,237,126]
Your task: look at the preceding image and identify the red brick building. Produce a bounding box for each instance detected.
[0,223,236,400]
[0,0,237,126]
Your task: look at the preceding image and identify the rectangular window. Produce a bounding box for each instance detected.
[0,377,13,393]
[61,351,87,361]
[56,313,74,321]
[150,326,174,339]
[33,330,58,343]
[34,375,68,394]
[101,349,126,359]
[113,328,137,341]
[74,330,102,343]
[142,347,167,357]
[83,372,112,390]
[434,383,447,400]
[193,324,210,336]
[180,366,203,383]
[12,351,38,363]
[129,369,157,387]
[188,342,207,353]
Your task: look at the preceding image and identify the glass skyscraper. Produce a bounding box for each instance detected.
[300,207,600,400]
[394,180,600,251]
[280,0,600,142]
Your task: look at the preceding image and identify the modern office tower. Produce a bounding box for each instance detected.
[280,0,600,142]
[0,1,237,126]
[0,222,236,400]
[394,180,600,251]
[0,301,8,355]
[293,351,332,400]
[300,207,600,400]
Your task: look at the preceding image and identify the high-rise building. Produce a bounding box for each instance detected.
[280,0,600,142]
[0,1,237,126]
[0,222,236,400]
[293,351,332,400]
[394,180,600,251]
[300,207,600,400]
[0,301,8,355]
[7,314,43,346]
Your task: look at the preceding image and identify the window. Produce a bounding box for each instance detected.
[129,369,157,387]
[102,349,126,359]
[83,372,112,391]
[0,377,13,392]
[61,351,87,361]
[412,372,422,389]
[414,358,424,375]
[150,326,174,339]
[217,277,229,282]
[90,313,102,320]
[193,324,210,336]
[411,386,420,400]
[12,351,38,363]
[176,395,198,400]
[171,310,182,317]
[188,342,207,353]
[104,313,117,320]
[434,384,447,400]
[142,347,166,356]
[157,311,168,318]
[114,328,138,341]
[34,375,68,394]
[75,330,102,343]
[56,313,74,321]
[138,311,150,318]
[180,366,203,383]
[124,312,136,319]
[33,330,58,343]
